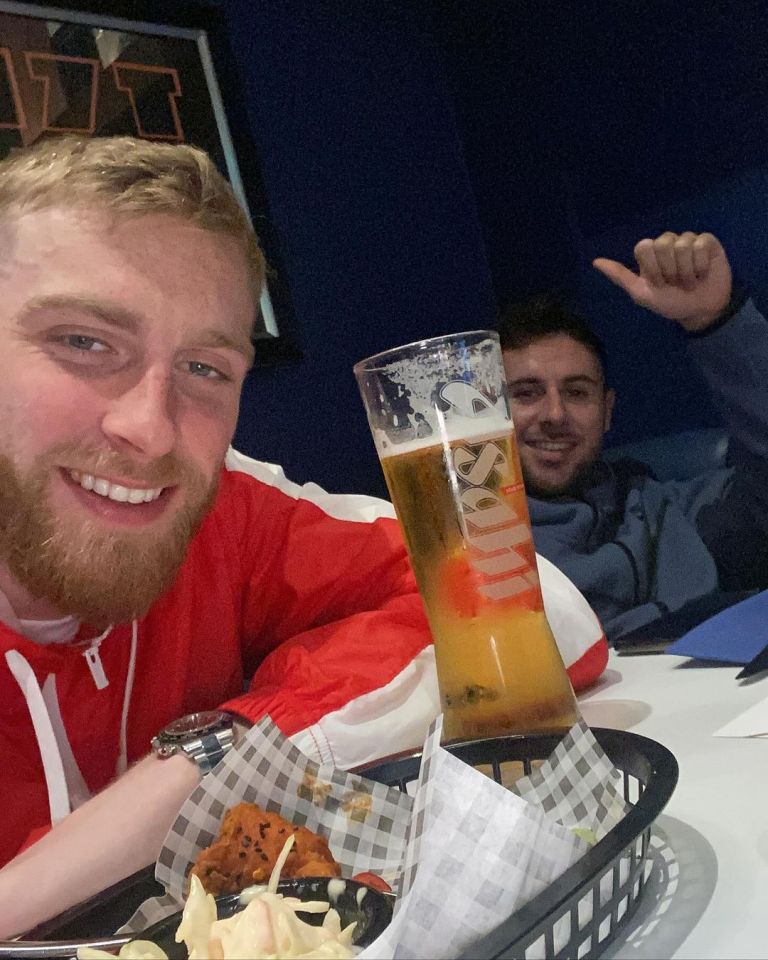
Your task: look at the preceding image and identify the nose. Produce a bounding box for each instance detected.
[100,367,176,459]
[540,386,567,425]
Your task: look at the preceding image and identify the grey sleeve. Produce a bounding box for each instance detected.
[687,298,768,458]
[687,300,768,587]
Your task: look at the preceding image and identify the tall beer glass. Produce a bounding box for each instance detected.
[354,331,579,741]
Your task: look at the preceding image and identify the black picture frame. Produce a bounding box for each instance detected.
[0,0,302,366]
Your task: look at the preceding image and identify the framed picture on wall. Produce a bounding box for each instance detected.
[0,0,301,364]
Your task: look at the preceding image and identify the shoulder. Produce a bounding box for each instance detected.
[221,448,397,524]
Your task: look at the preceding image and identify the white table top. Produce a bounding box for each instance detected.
[578,650,768,959]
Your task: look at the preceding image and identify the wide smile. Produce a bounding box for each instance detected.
[68,469,164,504]
[60,468,175,525]
[524,438,580,461]
[525,440,576,453]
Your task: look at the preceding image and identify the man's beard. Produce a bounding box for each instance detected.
[521,451,603,500]
[0,443,218,626]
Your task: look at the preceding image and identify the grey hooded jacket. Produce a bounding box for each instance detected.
[529,298,768,642]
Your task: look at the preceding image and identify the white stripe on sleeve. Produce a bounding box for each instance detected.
[289,646,440,770]
[224,448,396,524]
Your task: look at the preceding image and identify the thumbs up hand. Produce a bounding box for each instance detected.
[593,231,732,332]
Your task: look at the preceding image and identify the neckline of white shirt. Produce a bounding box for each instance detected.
[0,585,80,645]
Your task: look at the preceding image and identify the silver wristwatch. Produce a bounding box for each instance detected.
[151,709,235,775]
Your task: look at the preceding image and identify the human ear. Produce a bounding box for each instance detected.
[603,388,616,433]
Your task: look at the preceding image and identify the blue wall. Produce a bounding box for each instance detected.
[214,0,768,493]
[224,1,495,498]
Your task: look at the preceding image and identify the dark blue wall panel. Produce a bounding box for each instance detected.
[221,1,495,496]
[194,0,768,488]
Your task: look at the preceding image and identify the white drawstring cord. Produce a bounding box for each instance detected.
[42,674,92,810]
[5,619,139,826]
[5,650,71,824]
[117,620,138,775]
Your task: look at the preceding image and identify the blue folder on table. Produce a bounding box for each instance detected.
[665,588,768,664]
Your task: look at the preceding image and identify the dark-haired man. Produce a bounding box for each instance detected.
[500,230,768,641]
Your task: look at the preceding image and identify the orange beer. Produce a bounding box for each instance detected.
[381,424,578,740]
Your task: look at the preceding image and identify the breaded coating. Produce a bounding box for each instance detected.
[190,802,341,895]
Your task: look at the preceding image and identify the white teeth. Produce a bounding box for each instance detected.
[67,470,163,504]
[538,443,569,451]
[110,485,130,502]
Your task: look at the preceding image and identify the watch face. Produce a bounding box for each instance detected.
[164,710,228,738]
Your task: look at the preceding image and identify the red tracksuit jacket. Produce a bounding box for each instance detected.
[0,454,435,866]
[0,451,606,867]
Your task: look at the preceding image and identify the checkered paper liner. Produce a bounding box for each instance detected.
[122,716,631,957]
[359,717,621,959]
[390,716,442,901]
[514,719,630,841]
[121,716,414,932]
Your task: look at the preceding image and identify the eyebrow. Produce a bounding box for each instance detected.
[562,374,603,386]
[193,329,255,364]
[17,294,256,363]
[508,377,545,389]
[507,374,603,388]
[18,294,142,333]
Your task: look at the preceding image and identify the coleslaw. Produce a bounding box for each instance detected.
[78,836,357,960]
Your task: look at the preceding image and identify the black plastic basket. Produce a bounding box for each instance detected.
[24,726,676,960]
[358,726,678,960]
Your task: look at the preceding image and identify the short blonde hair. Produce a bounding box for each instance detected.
[0,135,266,298]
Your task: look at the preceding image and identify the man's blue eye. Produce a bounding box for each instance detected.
[66,334,104,351]
[188,361,224,379]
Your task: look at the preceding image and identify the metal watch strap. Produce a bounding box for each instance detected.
[183,727,235,775]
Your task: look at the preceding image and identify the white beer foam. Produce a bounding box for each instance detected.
[376,409,513,458]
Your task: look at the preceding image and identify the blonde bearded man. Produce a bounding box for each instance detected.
[0,136,605,937]
[0,136,442,936]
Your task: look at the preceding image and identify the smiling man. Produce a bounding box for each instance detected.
[0,211,252,627]
[500,231,768,643]
[0,136,439,936]
[500,304,615,499]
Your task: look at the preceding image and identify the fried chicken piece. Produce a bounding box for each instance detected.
[190,802,341,895]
